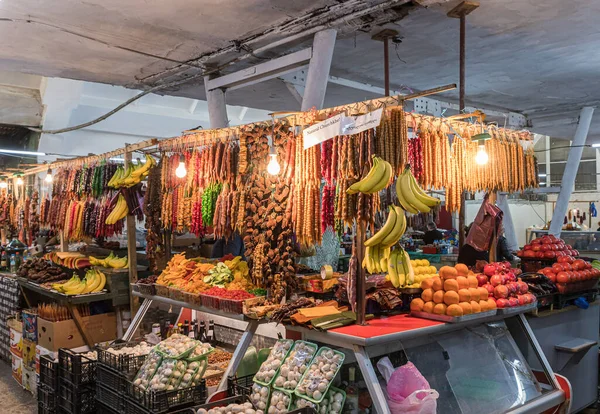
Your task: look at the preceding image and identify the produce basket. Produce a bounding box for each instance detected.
[59,348,96,386]
[126,379,207,413]
[170,395,251,414]
[97,363,128,393]
[155,284,170,298]
[131,283,140,293]
[556,279,599,294]
[294,347,344,404]
[220,296,264,314]
[97,401,121,414]
[183,291,202,307]
[59,379,96,414]
[200,294,220,310]
[97,341,149,376]
[97,383,125,412]
[227,374,254,397]
[169,287,186,302]
[137,283,156,296]
[39,354,59,390]
[38,384,56,410]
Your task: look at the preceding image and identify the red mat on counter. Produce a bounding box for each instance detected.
[330,314,443,339]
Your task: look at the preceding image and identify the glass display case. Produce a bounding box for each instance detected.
[527,229,600,256]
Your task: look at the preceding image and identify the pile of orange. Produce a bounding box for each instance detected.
[410,263,497,317]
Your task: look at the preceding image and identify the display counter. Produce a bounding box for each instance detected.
[408,251,458,268]
[126,292,565,414]
[526,301,600,413]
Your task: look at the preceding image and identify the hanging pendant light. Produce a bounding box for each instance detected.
[175,154,187,178]
[45,167,53,183]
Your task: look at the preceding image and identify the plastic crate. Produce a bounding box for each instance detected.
[219,298,245,314]
[97,402,121,414]
[126,379,207,413]
[97,384,125,412]
[97,341,147,376]
[183,291,201,307]
[227,375,253,397]
[40,354,59,390]
[171,395,250,414]
[169,287,186,302]
[131,283,140,293]
[200,294,220,310]
[124,398,149,414]
[38,401,55,414]
[137,283,156,296]
[155,285,169,298]
[97,364,127,393]
[59,348,96,386]
[59,380,96,414]
[38,384,56,410]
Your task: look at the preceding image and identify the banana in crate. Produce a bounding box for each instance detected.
[396,166,441,214]
[52,269,106,295]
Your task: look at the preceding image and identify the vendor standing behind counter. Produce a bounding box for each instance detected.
[423,222,445,245]
[211,232,245,259]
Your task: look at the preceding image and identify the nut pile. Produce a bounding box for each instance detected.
[273,341,316,391]
[253,339,292,384]
[197,402,262,414]
[296,348,343,402]
[267,390,291,414]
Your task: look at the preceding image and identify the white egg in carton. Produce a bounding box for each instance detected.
[295,348,344,402]
[197,402,263,414]
[149,359,187,391]
[273,341,316,392]
[250,383,270,411]
[253,339,293,385]
[133,350,162,391]
[106,341,153,357]
[155,333,198,358]
[267,390,291,414]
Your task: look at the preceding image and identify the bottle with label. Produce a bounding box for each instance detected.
[15,252,21,269]
[9,254,16,273]
[182,320,189,336]
[188,320,196,339]
[151,323,161,340]
[167,323,175,338]
[1,251,7,270]
[207,320,215,344]
[346,367,359,414]
[199,321,207,343]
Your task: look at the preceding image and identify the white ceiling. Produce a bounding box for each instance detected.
[1,0,599,140]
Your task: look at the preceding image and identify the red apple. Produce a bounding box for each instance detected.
[494,285,509,299]
[483,264,496,277]
[496,298,509,308]
[476,274,488,287]
[490,274,503,287]
[483,283,495,295]
[504,272,516,282]
[517,281,529,294]
[524,244,532,251]
[540,244,550,252]
[508,298,519,307]
[524,250,536,258]
[517,295,528,306]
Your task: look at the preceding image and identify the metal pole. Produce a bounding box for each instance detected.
[458,14,467,247]
[384,37,390,97]
[125,147,140,315]
[301,29,337,111]
[204,75,229,128]
[356,221,366,325]
[549,107,595,236]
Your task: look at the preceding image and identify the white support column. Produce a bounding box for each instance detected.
[549,107,595,236]
[545,135,551,188]
[301,29,337,111]
[204,75,229,128]
[497,194,518,251]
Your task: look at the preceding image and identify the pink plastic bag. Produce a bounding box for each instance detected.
[377,358,439,414]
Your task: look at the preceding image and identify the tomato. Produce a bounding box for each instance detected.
[544,251,556,259]
[552,263,564,273]
[571,249,579,257]
[539,244,550,252]
[524,244,532,251]
[532,245,542,252]
[556,251,566,257]
[556,271,570,284]
[524,250,536,258]
[531,239,542,245]
[540,236,551,244]
[572,259,586,270]
[547,272,557,283]
[535,251,545,258]
[565,244,573,250]
[557,255,573,264]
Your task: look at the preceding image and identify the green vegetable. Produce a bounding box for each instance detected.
[203,262,233,287]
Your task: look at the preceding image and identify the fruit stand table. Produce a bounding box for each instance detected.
[288,311,565,414]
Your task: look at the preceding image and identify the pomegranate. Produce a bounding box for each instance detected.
[483,264,496,277]
[490,274,503,287]
[483,283,495,294]
[476,274,488,287]
[496,298,509,308]
[508,298,519,307]
[516,281,529,294]
[494,285,509,299]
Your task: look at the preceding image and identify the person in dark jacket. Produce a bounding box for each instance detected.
[423,222,445,245]
[211,232,245,259]
[496,234,515,262]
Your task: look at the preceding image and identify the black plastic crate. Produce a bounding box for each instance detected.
[171,395,250,414]
[59,349,96,386]
[227,375,253,397]
[97,364,127,393]
[38,401,56,414]
[124,398,149,414]
[97,341,148,375]
[59,380,96,414]
[40,354,59,390]
[38,384,56,410]
[126,379,207,413]
[97,384,125,412]
[97,401,121,414]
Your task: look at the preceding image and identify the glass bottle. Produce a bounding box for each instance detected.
[346,367,359,414]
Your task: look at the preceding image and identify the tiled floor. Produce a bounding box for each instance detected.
[0,362,36,414]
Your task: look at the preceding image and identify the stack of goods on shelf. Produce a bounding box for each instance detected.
[517,234,579,272]
[57,348,98,414]
[17,257,69,285]
[21,309,38,396]
[43,252,91,270]
[88,252,128,269]
[0,275,20,361]
[537,257,599,296]
[8,314,23,387]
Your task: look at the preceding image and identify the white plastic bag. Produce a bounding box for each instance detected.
[377,357,439,414]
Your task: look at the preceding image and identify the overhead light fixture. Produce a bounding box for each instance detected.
[0,176,8,189]
[539,182,546,186]
[175,154,187,178]
[16,174,23,186]
[592,143,600,148]
[267,152,281,175]
[538,173,547,177]
[475,145,489,165]
[0,148,46,156]
[45,167,53,183]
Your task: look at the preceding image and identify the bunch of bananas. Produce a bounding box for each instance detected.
[108,154,155,189]
[52,269,106,295]
[347,156,392,194]
[387,247,415,288]
[89,252,128,268]
[396,167,441,214]
[363,245,391,274]
[106,194,128,225]
[365,205,406,247]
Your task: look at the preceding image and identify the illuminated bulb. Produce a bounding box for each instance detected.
[0,181,7,189]
[475,145,489,165]
[267,153,280,175]
[175,155,187,178]
[16,177,23,186]
[45,168,53,183]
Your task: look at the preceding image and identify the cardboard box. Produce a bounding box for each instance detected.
[9,323,23,358]
[11,354,22,385]
[22,309,37,342]
[37,313,117,351]
[22,339,36,370]
[22,366,37,395]
[35,345,57,375]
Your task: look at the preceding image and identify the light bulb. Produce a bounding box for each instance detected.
[267,153,280,175]
[16,177,23,186]
[45,168,53,183]
[475,145,489,165]
[0,181,7,189]
[175,161,187,178]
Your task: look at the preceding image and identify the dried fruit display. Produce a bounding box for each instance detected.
[143,160,164,273]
